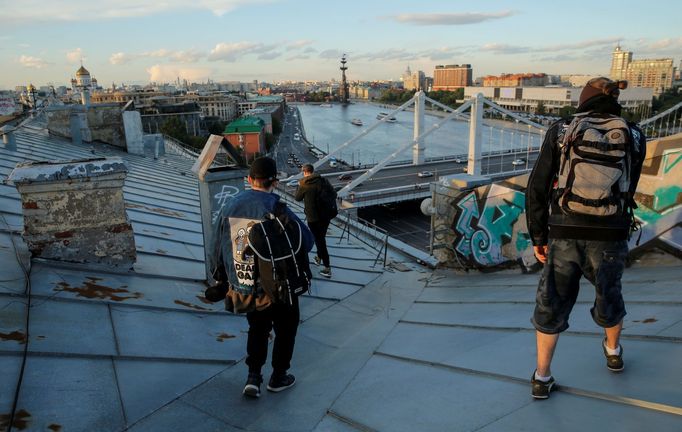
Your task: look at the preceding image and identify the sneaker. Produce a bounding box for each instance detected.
[319,267,332,278]
[603,338,624,372]
[243,373,262,398]
[531,371,555,399]
[313,256,321,266]
[267,373,296,392]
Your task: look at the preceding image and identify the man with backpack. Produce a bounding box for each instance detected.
[216,157,313,398]
[295,164,338,278]
[526,77,646,399]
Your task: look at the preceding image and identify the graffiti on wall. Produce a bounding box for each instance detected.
[438,134,682,269]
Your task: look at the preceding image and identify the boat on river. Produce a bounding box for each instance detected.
[351,118,363,126]
[377,112,397,123]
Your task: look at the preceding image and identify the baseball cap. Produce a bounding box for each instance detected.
[249,157,278,181]
[579,77,628,107]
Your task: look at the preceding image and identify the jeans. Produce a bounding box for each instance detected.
[245,297,300,375]
[532,238,628,334]
[308,219,331,268]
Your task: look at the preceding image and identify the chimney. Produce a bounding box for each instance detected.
[8,157,136,268]
[1,125,17,151]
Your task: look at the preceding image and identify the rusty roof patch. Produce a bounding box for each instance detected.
[125,202,186,218]
[54,277,142,302]
[0,330,27,345]
[0,408,31,431]
[215,332,236,342]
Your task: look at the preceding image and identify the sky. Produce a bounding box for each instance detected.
[1,0,681,89]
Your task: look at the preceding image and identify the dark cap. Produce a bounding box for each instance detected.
[249,157,278,181]
[579,77,628,106]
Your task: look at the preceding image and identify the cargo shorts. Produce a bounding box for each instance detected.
[531,238,628,334]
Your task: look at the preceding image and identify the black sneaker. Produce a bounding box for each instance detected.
[313,256,321,266]
[243,373,262,398]
[267,373,296,392]
[531,371,555,399]
[319,267,332,278]
[603,338,624,372]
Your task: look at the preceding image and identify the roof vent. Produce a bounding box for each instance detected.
[8,157,136,268]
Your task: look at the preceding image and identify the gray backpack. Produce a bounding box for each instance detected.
[556,113,633,217]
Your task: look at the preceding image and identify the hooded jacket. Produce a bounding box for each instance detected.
[294,173,333,223]
[525,96,647,246]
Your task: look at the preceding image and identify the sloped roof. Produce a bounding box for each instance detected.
[75,66,90,76]
[0,117,680,431]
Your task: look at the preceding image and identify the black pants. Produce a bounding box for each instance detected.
[245,297,300,376]
[308,219,331,267]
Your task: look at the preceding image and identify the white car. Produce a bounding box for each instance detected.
[286,179,299,188]
[511,158,526,166]
[417,171,434,178]
[455,158,466,163]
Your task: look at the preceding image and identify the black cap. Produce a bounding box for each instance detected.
[249,157,278,181]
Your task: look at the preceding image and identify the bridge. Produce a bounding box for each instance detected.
[281,92,682,209]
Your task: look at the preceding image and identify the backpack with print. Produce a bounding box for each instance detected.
[555,113,634,217]
[317,177,338,220]
[247,202,312,304]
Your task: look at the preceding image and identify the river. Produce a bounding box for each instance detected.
[296,102,542,165]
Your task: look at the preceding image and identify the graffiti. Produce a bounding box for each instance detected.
[451,184,529,267]
[211,184,240,224]
[435,134,682,269]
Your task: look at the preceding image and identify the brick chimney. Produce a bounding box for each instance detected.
[8,157,136,268]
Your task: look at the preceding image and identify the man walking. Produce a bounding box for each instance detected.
[295,164,337,278]
[526,77,646,399]
[217,157,313,398]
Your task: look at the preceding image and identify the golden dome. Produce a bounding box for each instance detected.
[76,66,90,76]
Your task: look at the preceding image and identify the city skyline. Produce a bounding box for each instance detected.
[1,0,681,89]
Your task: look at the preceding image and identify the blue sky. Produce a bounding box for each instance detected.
[1,0,681,89]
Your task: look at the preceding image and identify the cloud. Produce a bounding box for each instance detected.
[110,48,205,64]
[479,37,622,56]
[286,39,314,50]
[319,49,344,59]
[480,43,531,55]
[19,55,50,69]
[303,47,317,54]
[388,10,515,26]
[66,48,84,64]
[286,54,310,61]
[208,42,281,61]
[146,64,212,82]
[0,0,271,24]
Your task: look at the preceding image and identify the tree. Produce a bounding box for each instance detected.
[207,120,227,135]
[272,117,282,135]
[536,101,546,115]
[558,105,576,120]
[159,116,189,143]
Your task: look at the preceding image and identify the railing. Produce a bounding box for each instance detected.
[639,101,682,140]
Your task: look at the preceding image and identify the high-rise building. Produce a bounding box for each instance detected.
[432,64,472,91]
[610,45,632,81]
[610,45,674,95]
[402,65,426,91]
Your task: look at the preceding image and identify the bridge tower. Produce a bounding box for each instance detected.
[412,90,425,165]
[339,54,349,105]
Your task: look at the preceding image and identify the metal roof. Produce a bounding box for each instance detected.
[0,118,680,431]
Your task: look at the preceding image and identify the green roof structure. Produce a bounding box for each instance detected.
[223,117,265,134]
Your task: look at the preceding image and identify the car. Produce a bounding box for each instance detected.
[511,158,526,166]
[455,158,466,163]
[417,171,434,178]
[329,161,338,168]
[286,179,299,188]
[338,174,352,181]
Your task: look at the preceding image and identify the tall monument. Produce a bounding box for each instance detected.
[339,54,349,104]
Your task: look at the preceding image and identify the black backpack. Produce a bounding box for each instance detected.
[248,202,312,304]
[317,177,338,220]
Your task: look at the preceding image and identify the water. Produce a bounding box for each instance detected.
[297,102,541,165]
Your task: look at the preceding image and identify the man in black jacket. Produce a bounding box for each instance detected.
[295,164,334,278]
[525,77,646,399]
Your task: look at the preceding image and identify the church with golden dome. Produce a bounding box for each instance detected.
[70,64,98,91]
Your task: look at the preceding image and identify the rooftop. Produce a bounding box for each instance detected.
[224,117,265,134]
[0,117,680,431]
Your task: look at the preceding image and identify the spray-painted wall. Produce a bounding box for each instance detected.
[432,134,682,269]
